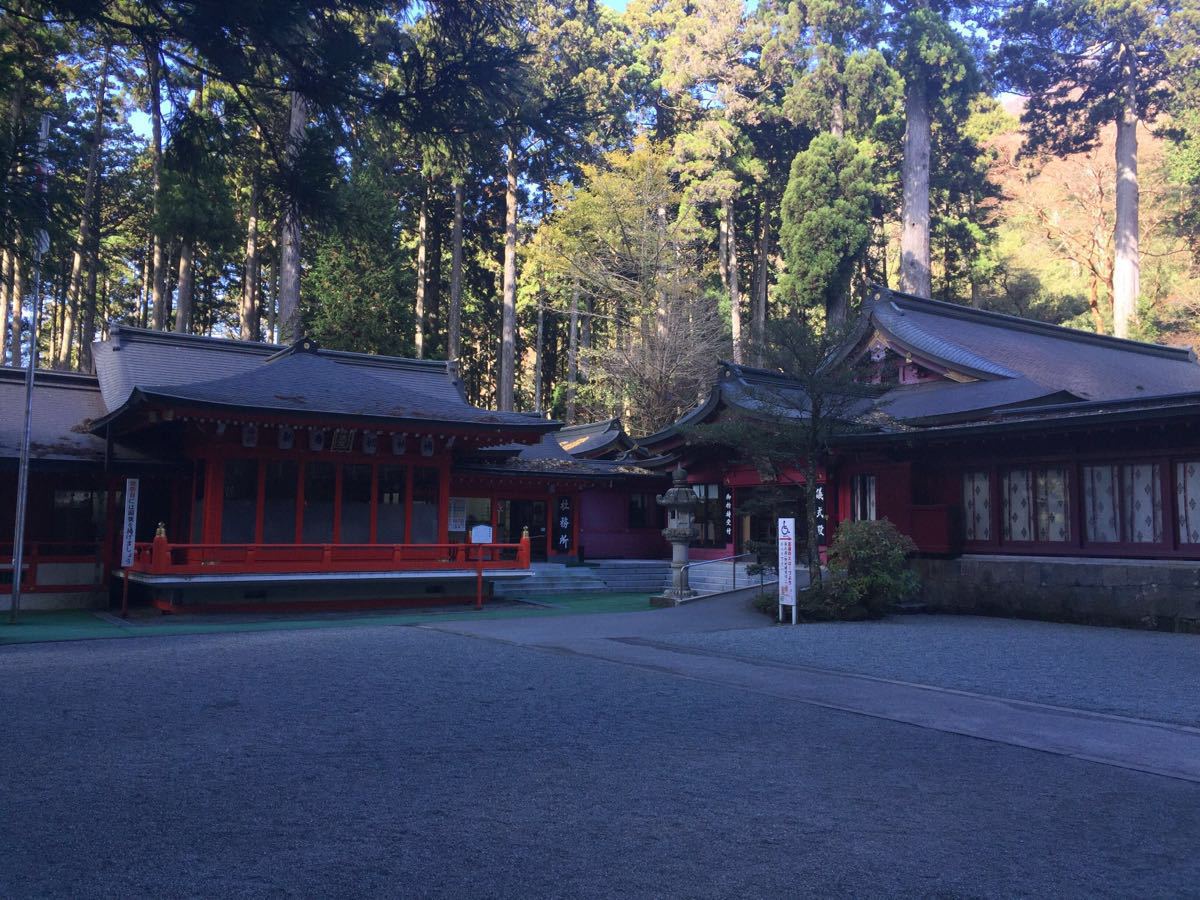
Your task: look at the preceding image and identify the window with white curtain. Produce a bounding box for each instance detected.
[1083,463,1163,544]
[851,475,876,521]
[1003,466,1070,543]
[962,471,991,541]
[1177,461,1200,544]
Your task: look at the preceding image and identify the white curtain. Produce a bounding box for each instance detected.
[1036,467,1070,542]
[1002,469,1033,542]
[1177,461,1200,544]
[962,471,991,541]
[1122,464,1162,544]
[1083,465,1119,543]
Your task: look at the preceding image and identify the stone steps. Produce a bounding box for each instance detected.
[492,563,608,597]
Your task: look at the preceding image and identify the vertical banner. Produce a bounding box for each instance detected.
[777,516,796,624]
[814,483,827,546]
[121,478,140,567]
[553,496,574,553]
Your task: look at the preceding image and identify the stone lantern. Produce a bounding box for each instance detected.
[652,464,699,607]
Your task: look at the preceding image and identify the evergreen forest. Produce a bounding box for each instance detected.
[2,0,1198,433]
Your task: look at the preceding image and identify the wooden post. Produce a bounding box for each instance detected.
[121,567,130,618]
[151,523,170,574]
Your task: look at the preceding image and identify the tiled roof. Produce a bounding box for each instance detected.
[0,368,152,463]
[555,418,627,457]
[92,326,553,432]
[462,433,662,479]
[871,289,1200,401]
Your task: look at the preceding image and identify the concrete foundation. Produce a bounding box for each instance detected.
[916,554,1200,632]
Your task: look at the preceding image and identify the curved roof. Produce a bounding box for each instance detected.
[92,327,554,433]
[870,289,1200,401]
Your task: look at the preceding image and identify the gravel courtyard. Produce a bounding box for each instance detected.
[669,614,1200,726]
[3,623,1199,898]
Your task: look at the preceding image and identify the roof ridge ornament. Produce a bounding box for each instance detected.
[266,336,320,362]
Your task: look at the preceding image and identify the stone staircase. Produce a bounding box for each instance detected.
[585,560,673,593]
[684,560,776,597]
[492,558,791,600]
[491,563,609,598]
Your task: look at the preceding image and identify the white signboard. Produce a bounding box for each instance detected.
[470,524,494,544]
[777,517,796,624]
[448,497,469,532]
[120,478,140,567]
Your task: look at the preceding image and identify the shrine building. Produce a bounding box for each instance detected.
[6,286,1200,628]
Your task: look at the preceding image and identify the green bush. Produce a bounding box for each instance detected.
[818,518,919,619]
[749,519,919,622]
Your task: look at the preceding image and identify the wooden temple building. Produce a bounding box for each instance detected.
[6,286,1200,626]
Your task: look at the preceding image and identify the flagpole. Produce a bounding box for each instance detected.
[8,115,50,625]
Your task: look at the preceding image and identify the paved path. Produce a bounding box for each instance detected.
[3,622,1199,897]
[428,596,1200,784]
[668,615,1200,726]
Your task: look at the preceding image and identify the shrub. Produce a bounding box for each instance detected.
[821,518,919,618]
[749,519,919,622]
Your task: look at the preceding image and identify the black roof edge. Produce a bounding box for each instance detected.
[90,388,560,435]
[635,386,724,447]
[876,285,1197,363]
[0,366,101,389]
[837,396,1200,446]
[103,322,460,375]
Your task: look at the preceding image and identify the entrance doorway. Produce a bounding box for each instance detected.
[735,486,807,556]
[497,499,548,560]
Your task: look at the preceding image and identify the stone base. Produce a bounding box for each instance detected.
[916,554,1200,632]
[650,592,694,608]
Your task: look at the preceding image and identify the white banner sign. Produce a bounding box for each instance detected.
[777,517,796,612]
[120,478,140,567]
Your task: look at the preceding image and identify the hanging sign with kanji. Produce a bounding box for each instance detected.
[814,483,827,546]
[552,496,574,553]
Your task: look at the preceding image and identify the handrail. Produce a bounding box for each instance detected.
[680,552,765,594]
[680,552,758,573]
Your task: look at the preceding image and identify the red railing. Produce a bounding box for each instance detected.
[1,542,105,593]
[127,535,532,576]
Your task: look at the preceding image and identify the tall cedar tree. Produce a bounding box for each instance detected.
[997,0,1179,338]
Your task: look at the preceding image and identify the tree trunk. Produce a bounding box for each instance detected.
[899,74,931,299]
[414,180,429,357]
[173,240,194,332]
[753,199,768,364]
[533,302,544,414]
[499,143,518,411]
[56,44,110,369]
[566,281,579,424]
[80,220,100,372]
[240,151,260,340]
[717,204,730,291]
[139,241,150,326]
[725,197,743,364]
[0,247,11,365]
[147,42,167,330]
[448,180,464,361]
[278,90,307,343]
[830,53,846,139]
[266,231,278,342]
[1112,50,1139,339]
[10,250,22,364]
[427,187,442,355]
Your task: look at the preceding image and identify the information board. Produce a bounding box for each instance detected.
[777,516,796,624]
[120,478,140,567]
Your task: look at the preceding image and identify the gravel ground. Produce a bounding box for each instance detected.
[667,614,1200,726]
[2,625,1199,898]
